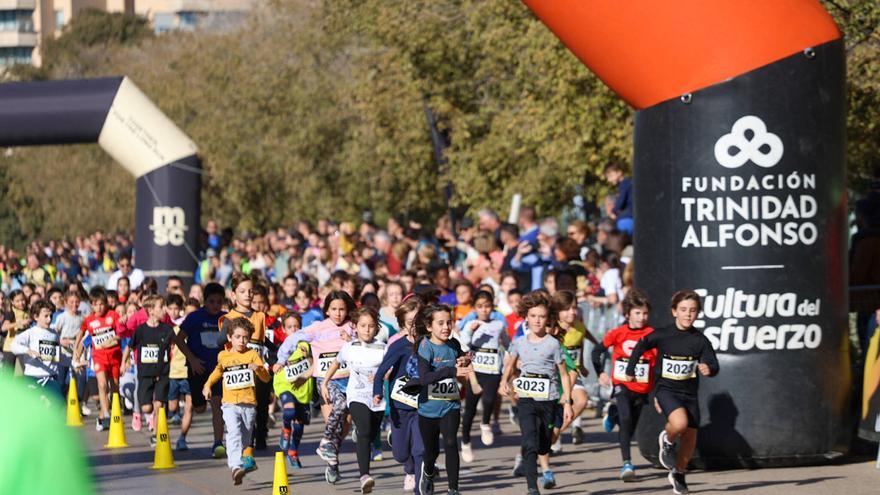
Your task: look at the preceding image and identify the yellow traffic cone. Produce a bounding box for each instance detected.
[66,383,83,427]
[272,451,290,495]
[151,407,176,469]
[104,393,128,448]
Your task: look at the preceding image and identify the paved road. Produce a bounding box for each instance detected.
[78,404,879,495]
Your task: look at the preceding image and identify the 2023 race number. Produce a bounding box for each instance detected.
[92,328,117,349]
[472,349,500,374]
[223,364,255,390]
[140,345,160,364]
[513,373,551,400]
[391,376,419,408]
[284,357,311,382]
[661,358,697,381]
[428,377,460,401]
[38,340,60,362]
[613,358,650,383]
[316,352,349,378]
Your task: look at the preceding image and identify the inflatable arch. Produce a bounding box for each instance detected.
[523,0,849,467]
[0,77,201,287]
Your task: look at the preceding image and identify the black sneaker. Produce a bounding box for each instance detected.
[658,431,677,470]
[527,488,541,495]
[668,471,689,494]
[420,462,435,495]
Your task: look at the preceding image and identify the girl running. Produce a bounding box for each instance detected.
[272,312,313,468]
[501,291,573,495]
[323,307,387,494]
[415,303,471,495]
[374,296,424,493]
[625,290,719,494]
[591,288,657,481]
[459,290,509,462]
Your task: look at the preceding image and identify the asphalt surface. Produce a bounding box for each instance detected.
[78,402,880,495]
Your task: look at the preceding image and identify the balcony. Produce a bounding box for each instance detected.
[169,0,255,13]
[0,30,36,47]
[0,0,35,10]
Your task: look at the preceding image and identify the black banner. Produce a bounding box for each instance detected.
[633,39,849,467]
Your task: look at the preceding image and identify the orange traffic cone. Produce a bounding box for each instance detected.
[104,393,128,448]
[66,382,83,427]
[272,451,290,495]
[151,407,176,469]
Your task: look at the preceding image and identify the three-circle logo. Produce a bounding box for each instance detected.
[714,115,783,169]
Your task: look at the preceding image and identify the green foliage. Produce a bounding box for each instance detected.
[0,1,877,248]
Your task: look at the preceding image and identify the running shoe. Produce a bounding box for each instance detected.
[360,475,375,494]
[508,404,519,426]
[491,421,503,436]
[668,470,689,494]
[620,461,635,482]
[81,404,92,417]
[176,436,189,451]
[602,403,618,433]
[542,470,557,489]
[512,454,524,477]
[480,424,494,446]
[403,474,416,491]
[131,412,142,432]
[95,417,106,432]
[147,412,156,432]
[102,417,110,430]
[287,452,302,469]
[371,448,384,462]
[550,437,563,454]
[658,431,677,470]
[527,489,540,495]
[168,412,182,425]
[241,455,258,473]
[150,435,157,448]
[325,464,340,484]
[232,467,246,485]
[572,425,584,445]
[420,462,435,495]
[461,442,474,463]
[279,428,290,451]
[212,441,226,459]
[316,440,338,463]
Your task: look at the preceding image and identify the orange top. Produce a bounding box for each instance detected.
[522,0,840,109]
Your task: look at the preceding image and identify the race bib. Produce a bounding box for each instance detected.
[140,345,161,364]
[38,340,60,362]
[316,352,349,379]
[565,345,582,366]
[613,358,649,383]
[428,377,460,401]
[472,348,500,375]
[247,340,266,357]
[200,331,220,349]
[223,364,255,390]
[284,356,311,382]
[661,356,697,381]
[513,373,551,400]
[390,375,418,408]
[92,328,118,349]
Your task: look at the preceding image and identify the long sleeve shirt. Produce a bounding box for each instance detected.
[11,326,65,379]
[373,337,417,410]
[626,324,719,396]
[205,349,270,405]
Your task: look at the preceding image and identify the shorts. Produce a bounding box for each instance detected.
[92,348,122,380]
[654,388,700,428]
[137,375,170,406]
[189,371,222,409]
[168,378,191,401]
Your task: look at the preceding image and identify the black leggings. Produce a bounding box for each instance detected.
[419,409,461,490]
[461,372,501,443]
[350,402,384,476]
[615,387,648,462]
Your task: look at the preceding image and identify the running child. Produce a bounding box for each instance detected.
[459,290,509,462]
[374,295,424,493]
[415,303,471,495]
[166,293,195,450]
[625,290,719,494]
[203,318,271,485]
[323,307,387,494]
[74,288,124,431]
[11,300,64,400]
[591,288,656,481]
[272,312,313,469]
[500,291,573,495]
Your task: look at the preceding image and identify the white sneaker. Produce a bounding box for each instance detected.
[80,404,92,417]
[550,436,563,454]
[480,424,494,446]
[404,474,416,491]
[460,442,474,463]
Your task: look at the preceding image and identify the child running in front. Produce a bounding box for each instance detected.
[415,303,472,495]
[203,318,271,485]
[323,307,387,494]
[591,288,657,481]
[625,290,719,495]
[500,291,573,495]
[12,300,64,400]
[459,290,509,462]
[272,312,312,469]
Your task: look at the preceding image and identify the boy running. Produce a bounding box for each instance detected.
[12,300,64,400]
[74,289,124,431]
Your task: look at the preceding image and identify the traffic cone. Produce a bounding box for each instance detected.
[151,407,176,469]
[66,382,83,427]
[104,393,128,448]
[272,451,290,495]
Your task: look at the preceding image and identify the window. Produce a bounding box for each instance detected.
[178,11,199,30]
[0,10,34,33]
[55,9,64,30]
[153,13,173,34]
[0,47,33,66]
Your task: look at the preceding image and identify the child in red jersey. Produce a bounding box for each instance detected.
[73,288,125,431]
[590,288,657,482]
